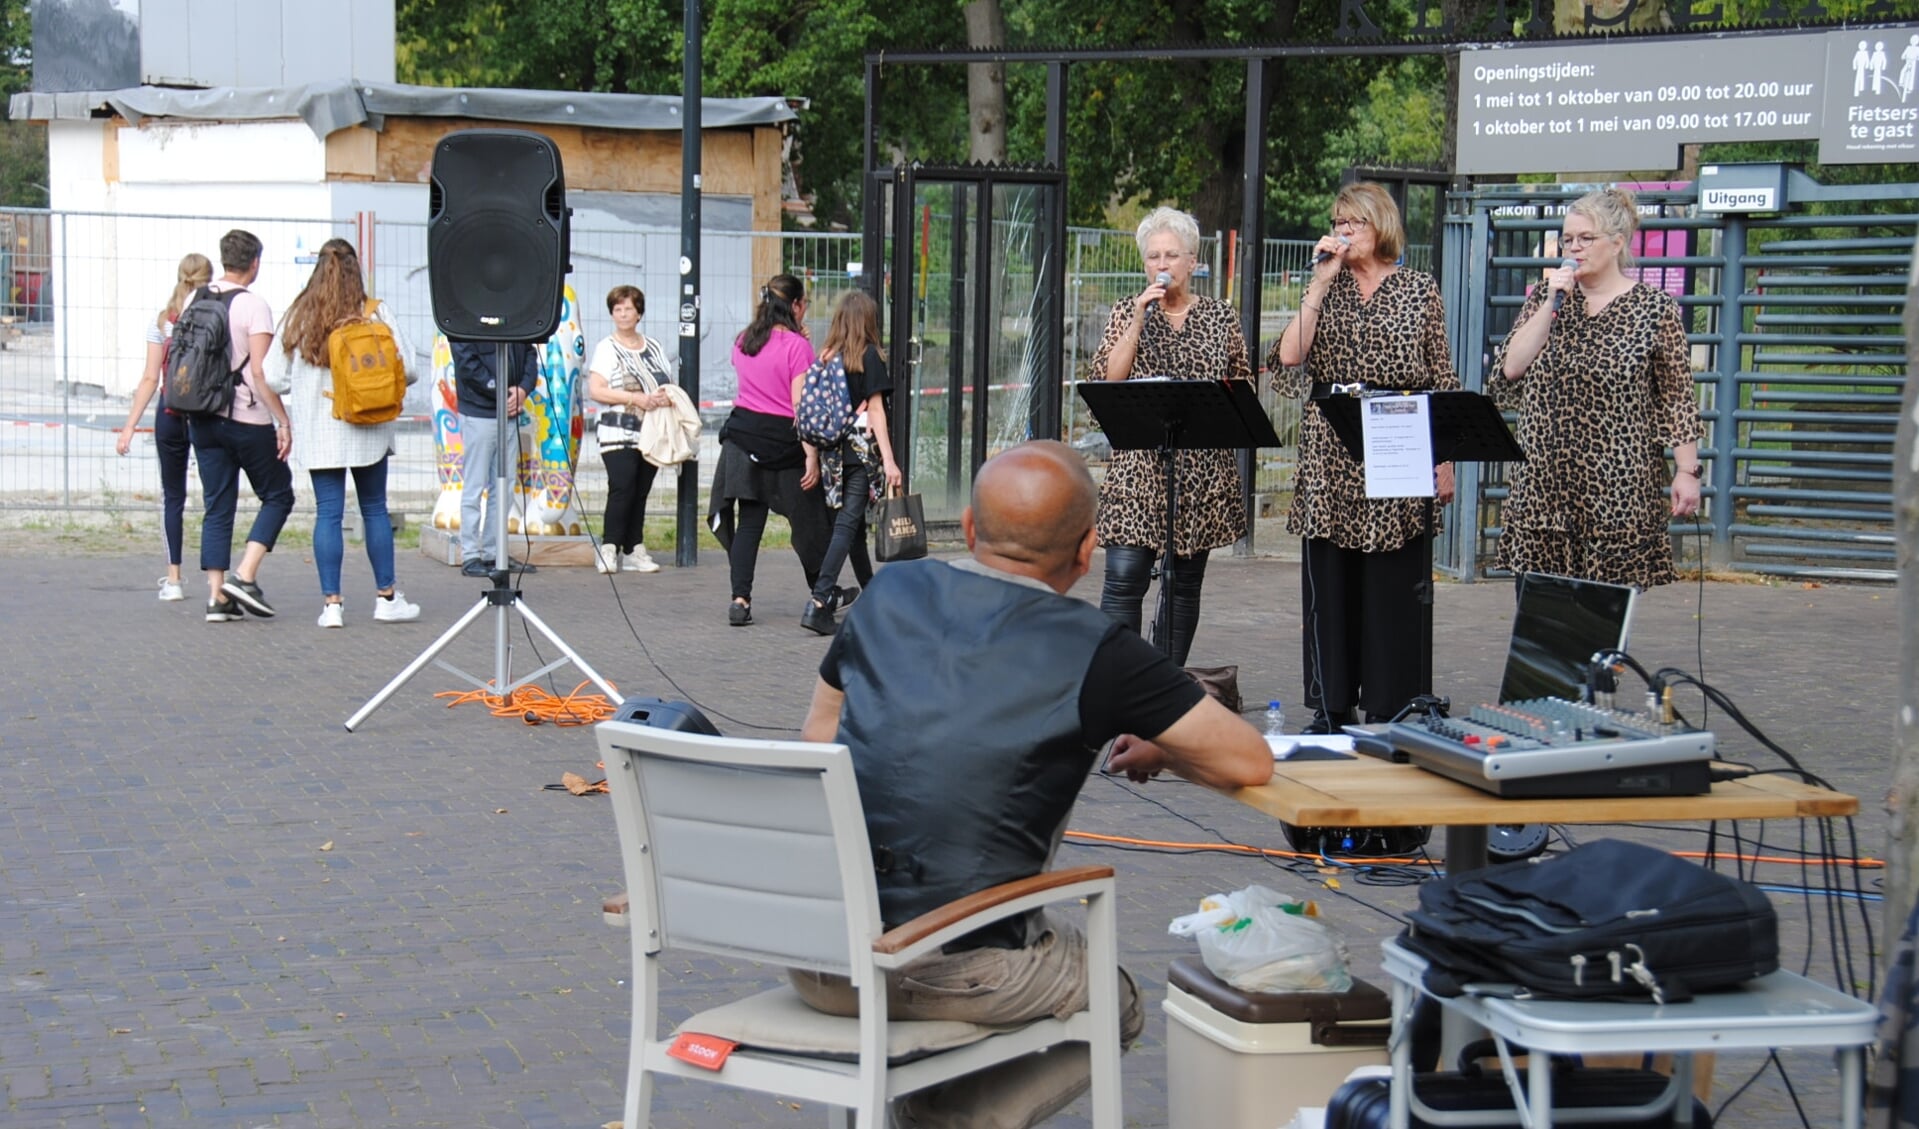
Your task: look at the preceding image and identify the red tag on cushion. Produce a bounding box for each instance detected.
[667,1031,739,1071]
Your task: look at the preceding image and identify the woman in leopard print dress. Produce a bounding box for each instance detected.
[1268,182,1457,732]
[1491,187,1702,589]
[1090,206,1251,666]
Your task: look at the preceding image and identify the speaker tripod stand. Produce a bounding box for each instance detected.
[345,343,620,731]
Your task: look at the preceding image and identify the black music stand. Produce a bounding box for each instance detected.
[1077,379,1282,657]
[1314,389,1523,701]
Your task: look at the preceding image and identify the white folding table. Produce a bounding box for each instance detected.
[1379,938,1879,1129]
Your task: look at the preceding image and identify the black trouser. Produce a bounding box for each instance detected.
[1301,536,1424,721]
[726,465,830,602]
[600,447,658,554]
[155,407,190,567]
[1099,544,1210,667]
[812,459,874,603]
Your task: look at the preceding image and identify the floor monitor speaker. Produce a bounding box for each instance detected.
[427,129,570,342]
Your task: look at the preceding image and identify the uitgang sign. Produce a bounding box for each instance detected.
[667,1031,739,1071]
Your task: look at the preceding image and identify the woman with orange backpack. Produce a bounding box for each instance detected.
[265,238,421,628]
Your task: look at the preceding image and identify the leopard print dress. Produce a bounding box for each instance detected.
[1266,268,1458,552]
[1090,295,1251,555]
[1488,282,1701,589]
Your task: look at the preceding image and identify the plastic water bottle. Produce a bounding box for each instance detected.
[1264,700,1286,736]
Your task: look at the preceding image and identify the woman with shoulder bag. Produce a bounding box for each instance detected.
[586,284,673,574]
[797,290,897,636]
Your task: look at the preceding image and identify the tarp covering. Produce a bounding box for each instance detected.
[8,79,798,138]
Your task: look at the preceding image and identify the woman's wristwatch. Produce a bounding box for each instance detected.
[1675,462,1703,480]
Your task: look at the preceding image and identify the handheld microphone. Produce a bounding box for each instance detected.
[1550,258,1578,313]
[1147,271,1172,311]
[1311,235,1352,265]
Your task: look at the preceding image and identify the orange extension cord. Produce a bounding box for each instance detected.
[1061,830,1883,870]
[435,680,621,726]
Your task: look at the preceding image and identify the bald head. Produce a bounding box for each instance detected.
[966,441,1097,583]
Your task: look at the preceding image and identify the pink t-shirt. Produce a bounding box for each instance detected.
[207,280,276,426]
[730,328,813,417]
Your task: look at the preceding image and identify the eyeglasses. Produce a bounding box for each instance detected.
[1332,217,1370,231]
[1559,231,1608,249]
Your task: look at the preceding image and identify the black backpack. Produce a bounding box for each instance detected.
[165,287,244,417]
[1400,838,1778,1004]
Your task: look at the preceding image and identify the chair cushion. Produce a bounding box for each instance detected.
[677,985,1014,1064]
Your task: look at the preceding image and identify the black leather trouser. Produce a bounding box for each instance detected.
[1099,545,1210,667]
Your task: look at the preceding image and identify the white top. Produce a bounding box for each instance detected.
[264,301,416,471]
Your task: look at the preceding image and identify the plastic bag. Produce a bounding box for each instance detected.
[1168,884,1352,994]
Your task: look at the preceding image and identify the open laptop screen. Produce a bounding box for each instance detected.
[1498,572,1638,703]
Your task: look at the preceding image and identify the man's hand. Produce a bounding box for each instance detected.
[1105,734,1170,783]
[506,387,527,416]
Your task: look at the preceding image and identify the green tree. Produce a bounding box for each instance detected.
[0,0,47,208]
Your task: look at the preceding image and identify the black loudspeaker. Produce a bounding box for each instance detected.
[427,129,571,342]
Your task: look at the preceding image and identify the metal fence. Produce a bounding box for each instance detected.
[1,206,1356,551]
[1442,176,1913,583]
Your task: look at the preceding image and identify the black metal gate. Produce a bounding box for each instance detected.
[1442,169,1914,582]
[863,164,1068,523]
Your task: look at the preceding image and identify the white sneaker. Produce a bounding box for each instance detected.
[622,548,661,573]
[595,543,619,574]
[317,602,345,629]
[157,577,186,601]
[373,591,422,622]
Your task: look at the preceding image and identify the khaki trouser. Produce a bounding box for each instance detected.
[789,912,1145,1129]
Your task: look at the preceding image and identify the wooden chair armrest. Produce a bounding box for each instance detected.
[873,865,1115,956]
[603,891,630,928]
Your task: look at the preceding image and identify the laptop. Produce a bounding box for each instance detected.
[1497,572,1638,703]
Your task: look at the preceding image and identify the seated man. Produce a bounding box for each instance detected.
[798,439,1272,1129]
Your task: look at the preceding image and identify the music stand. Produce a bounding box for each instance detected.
[1076,379,1281,657]
[1313,389,1523,700]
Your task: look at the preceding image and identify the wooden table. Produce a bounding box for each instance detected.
[1232,755,1858,873]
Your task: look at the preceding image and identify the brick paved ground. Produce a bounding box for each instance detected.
[0,543,1898,1127]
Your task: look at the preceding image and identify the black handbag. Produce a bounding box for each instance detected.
[873,486,928,562]
[1400,838,1778,1004]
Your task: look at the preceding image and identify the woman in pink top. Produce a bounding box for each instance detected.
[708,274,836,626]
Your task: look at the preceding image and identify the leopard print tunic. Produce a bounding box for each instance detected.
[1266,268,1458,552]
[1488,282,1701,588]
[1090,295,1251,555]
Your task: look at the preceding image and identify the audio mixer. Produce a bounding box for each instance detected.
[1387,698,1716,798]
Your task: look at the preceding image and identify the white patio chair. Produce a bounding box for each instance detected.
[595,719,1123,1129]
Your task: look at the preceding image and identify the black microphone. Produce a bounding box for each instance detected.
[1146,271,1172,311]
[1311,235,1352,265]
[1550,258,1578,313]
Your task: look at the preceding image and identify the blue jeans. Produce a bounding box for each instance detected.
[191,415,294,573]
[458,411,506,562]
[155,408,190,567]
[310,461,395,597]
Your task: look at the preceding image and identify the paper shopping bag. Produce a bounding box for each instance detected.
[873,487,928,562]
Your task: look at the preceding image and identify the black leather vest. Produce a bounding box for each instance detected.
[833,560,1116,948]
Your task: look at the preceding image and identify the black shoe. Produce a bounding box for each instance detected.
[832,585,860,612]
[728,600,752,627]
[800,599,838,636]
[461,557,490,578]
[206,595,245,622]
[508,557,539,574]
[222,577,275,617]
[1301,708,1355,735]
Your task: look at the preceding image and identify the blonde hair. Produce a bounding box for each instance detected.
[1566,187,1640,270]
[158,253,214,330]
[1333,182,1405,264]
